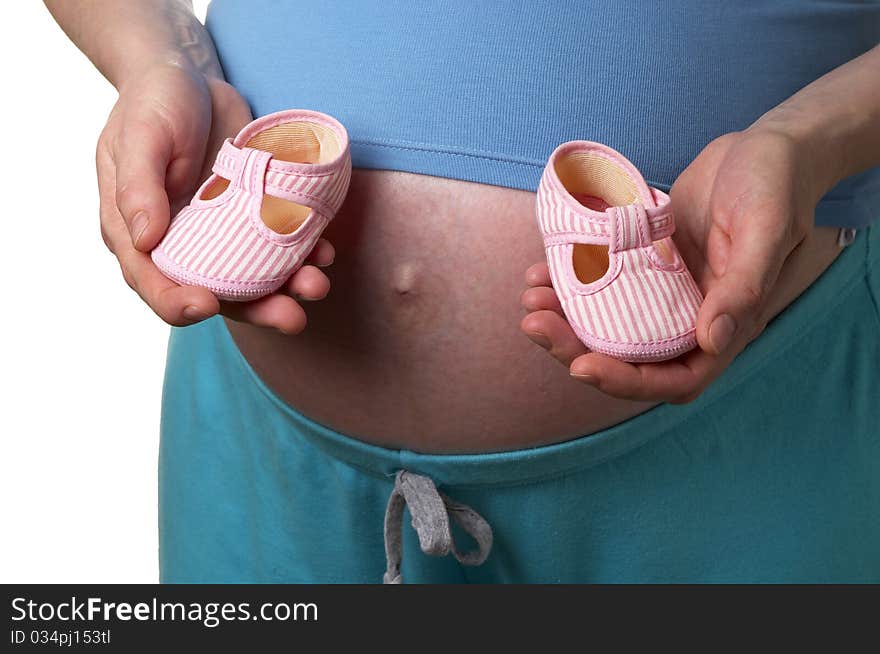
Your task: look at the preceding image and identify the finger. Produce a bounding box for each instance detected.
[98,147,219,325]
[165,153,208,206]
[525,262,551,288]
[117,247,220,325]
[220,294,308,335]
[112,117,173,252]
[520,310,588,366]
[520,286,563,315]
[96,145,122,255]
[569,348,719,403]
[697,219,792,355]
[280,265,331,301]
[305,238,335,267]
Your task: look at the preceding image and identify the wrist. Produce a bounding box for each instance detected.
[95,9,223,91]
[748,104,849,200]
[112,49,214,94]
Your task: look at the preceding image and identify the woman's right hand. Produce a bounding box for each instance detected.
[96,61,335,332]
[521,128,844,403]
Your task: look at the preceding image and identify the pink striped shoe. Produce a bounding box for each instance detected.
[536,141,702,362]
[151,109,351,301]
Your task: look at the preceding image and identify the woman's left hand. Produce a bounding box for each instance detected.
[520,126,840,403]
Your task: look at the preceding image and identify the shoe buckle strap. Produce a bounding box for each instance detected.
[232,147,273,195]
[607,203,675,252]
[211,139,347,217]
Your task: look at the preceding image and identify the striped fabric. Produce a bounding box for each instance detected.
[152,110,351,302]
[536,141,702,362]
[212,139,351,219]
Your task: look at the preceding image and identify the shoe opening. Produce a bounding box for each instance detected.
[200,121,344,235]
[554,151,672,283]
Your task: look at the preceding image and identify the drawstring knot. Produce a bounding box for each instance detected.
[383,470,493,584]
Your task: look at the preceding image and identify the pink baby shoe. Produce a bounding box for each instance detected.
[151,109,351,301]
[536,141,702,362]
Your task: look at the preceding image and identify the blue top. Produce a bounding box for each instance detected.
[206,1,880,227]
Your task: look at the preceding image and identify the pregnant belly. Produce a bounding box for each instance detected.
[225,169,842,453]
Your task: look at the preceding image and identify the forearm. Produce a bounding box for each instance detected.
[44,0,222,88]
[752,44,880,195]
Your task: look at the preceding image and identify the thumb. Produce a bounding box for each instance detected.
[696,219,790,355]
[113,116,173,252]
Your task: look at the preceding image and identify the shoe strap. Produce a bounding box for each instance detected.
[212,139,351,218]
[538,170,676,249]
[606,203,675,253]
[540,199,675,250]
[233,147,273,195]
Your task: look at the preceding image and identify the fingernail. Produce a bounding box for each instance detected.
[528,332,551,349]
[709,314,737,354]
[131,211,149,247]
[570,371,598,385]
[183,305,207,322]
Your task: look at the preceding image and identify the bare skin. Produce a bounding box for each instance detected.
[46,2,880,452]
[227,169,843,451]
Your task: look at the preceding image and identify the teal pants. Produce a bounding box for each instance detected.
[159,227,880,583]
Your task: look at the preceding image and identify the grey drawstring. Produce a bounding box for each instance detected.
[838,227,857,247]
[383,470,493,584]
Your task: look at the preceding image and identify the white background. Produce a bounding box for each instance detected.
[1,1,210,583]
